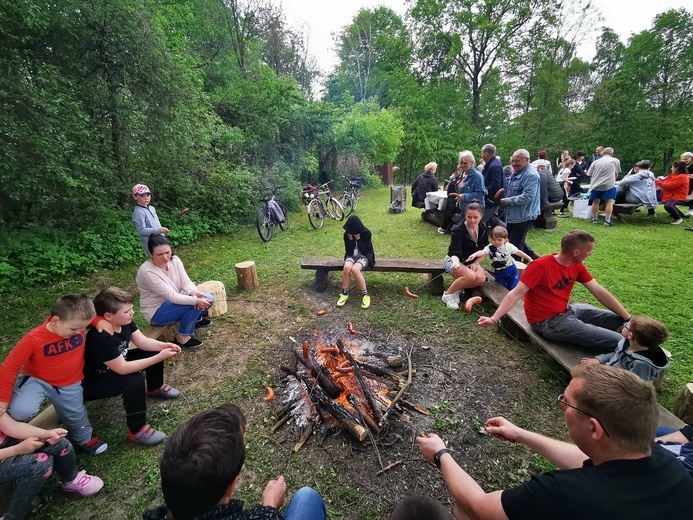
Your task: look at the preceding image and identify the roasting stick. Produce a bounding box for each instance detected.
[337,339,383,424]
[378,345,413,427]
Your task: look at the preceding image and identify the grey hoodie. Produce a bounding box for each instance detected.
[596,338,669,384]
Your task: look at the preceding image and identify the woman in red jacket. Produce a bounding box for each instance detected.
[656,161,689,224]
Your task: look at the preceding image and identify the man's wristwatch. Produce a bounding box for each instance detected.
[433,448,450,468]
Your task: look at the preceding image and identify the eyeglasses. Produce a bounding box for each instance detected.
[557,394,610,437]
[622,322,631,332]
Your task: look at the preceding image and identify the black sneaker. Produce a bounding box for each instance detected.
[78,436,108,456]
[176,337,203,350]
[195,318,212,328]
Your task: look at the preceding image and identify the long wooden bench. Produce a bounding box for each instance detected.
[478,274,684,429]
[536,202,565,230]
[301,256,445,294]
[28,323,178,429]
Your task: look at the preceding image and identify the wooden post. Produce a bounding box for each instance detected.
[235,261,258,290]
[673,383,693,424]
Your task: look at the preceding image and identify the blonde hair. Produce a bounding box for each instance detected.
[570,364,657,453]
[51,294,96,321]
[425,162,438,173]
[490,226,508,239]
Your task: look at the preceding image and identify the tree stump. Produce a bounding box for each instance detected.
[673,383,693,424]
[196,280,227,317]
[235,261,259,290]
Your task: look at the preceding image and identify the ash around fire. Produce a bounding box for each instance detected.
[275,328,417,441]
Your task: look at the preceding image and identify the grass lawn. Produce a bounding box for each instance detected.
[0,186,691,518]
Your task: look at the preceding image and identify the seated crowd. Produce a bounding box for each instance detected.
[1,164,691,519]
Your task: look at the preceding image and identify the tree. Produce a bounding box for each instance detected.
[410,0,556,127]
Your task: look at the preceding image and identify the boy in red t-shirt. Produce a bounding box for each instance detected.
[0,295,109,455]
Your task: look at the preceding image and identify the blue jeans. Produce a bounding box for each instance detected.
[530,304,623,352]
[663,199,685,220]
[507,220,535,257]
[150,291,214,335]
[8,376,93,445]
[283,487,327,520]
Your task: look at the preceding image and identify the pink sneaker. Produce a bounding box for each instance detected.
[61,470,104,497]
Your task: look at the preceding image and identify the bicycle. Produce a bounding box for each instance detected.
[338,176,363,217]
[256,186,288,242]
[307,181,344,229]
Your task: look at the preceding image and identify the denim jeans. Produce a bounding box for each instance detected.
[283,487,327,520]
[507,220,535,258]
[150,291,214,335]
[494,263,519,291]
[530,304,623,352]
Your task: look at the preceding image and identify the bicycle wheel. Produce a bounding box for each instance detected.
[307,199,325,229]
[339,193,354,217]
[278,200,289,230]
[256,207,273,242]
[327,197,344,220]
[351,191,360,211]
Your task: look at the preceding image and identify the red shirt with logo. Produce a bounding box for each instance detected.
[0,318,86,402]
[521,255,593,324]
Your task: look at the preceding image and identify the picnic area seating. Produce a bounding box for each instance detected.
[535,202,565,230]
[477,272,684,429]
[301,256,445,294]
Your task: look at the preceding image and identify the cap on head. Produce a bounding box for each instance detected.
[133,184,151,196]
[681,152,693,159]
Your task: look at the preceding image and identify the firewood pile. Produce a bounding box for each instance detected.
[272,326,428,451]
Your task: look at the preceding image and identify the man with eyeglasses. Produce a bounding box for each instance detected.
[417,364,693,519]
[478,229,628,352]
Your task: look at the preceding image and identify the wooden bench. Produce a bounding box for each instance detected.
[27,323,178,430]
[477,274,684,429]
[301,257,445,294]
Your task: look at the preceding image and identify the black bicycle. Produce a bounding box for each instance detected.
[256,186,288,242]
[338,176,362,217]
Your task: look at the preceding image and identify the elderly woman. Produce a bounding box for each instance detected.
[441,202,488,309]
[136,234,214,349]
[438,151,486,233]
[411,162,439,208]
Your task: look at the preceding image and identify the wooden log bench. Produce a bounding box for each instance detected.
[477,274,684,430]
[27,323,178,430]
[536,202,565,230]
[301,257,446,294]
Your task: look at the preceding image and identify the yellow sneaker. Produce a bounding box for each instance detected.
[361,294,371,309]
[336,294,349,307]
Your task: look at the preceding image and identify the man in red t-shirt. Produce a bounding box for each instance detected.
[478,230,630,351]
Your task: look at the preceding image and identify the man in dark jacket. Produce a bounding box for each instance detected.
[480,144,505,229]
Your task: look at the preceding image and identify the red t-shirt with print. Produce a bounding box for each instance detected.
[521,255,593,324]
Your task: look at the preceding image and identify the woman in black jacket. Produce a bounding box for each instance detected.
[411,162,439,208]
[337,216,375,309]
[441,202,488,309]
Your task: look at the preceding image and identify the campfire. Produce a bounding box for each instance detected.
[273,325,427,449]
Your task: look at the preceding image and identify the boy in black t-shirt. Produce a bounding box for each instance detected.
[84,288,182,446]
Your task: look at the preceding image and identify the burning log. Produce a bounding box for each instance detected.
[379,345,413,427]
[293,349,341,398]
[337,339,383,424]
[348,394,381,434]
[294,371,367,441]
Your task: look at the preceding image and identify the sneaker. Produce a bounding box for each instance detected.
[148,384,180,399]
[176,337,203,350]
[685,228,693,232]
[128,424,166,446]
[604,220,616,227]
[61,470,104,497]
[437,227,446,234]
[645,213,655,218]
[557,212,569,218]
[672,218,684,225]
[336,294,349,307]
[77,437,108,456]
[441,293,459,310]
[361,294,371,309]
[591,218,599,224]
[195,318,212,328]
[452,291,461,305]
[687,209,693,216]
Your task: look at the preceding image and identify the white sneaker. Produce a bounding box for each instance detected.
[453,291,462,305]
[437,227,446,234]
[672,218,684,225]
[687,209,693,216]
[441,293,459,309]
